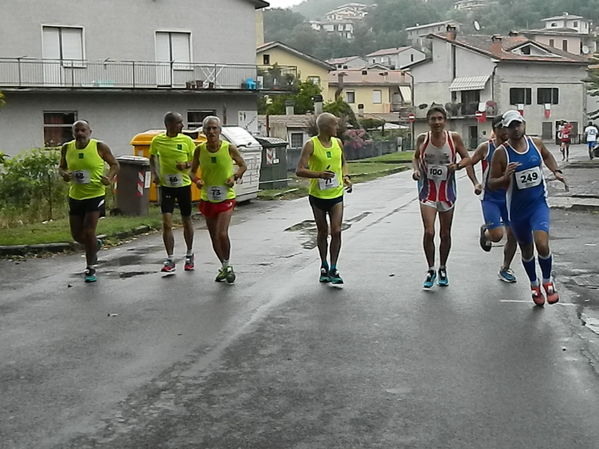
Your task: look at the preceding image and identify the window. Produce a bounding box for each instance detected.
[372,89,382,104]
[307,76,320,86]
[549,39,555,47]
[290,132,304,148]
[574,21,578,27]
[521,46,531,55]
[563,40,568,51]
[187,110,216,129]
[42,26,84,66]
[410,54,414,62]
[155,31,191,69]
[43,111,77,147]
[346,91,355,103]
[263,54,270,65]
[510,88,532,105]
[461,90,481,114]
[551,22,557,27]
[537,88,559,105]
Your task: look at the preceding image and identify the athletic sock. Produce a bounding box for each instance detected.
[321,261,329,270]
[522,256,538,284]
[222,260,229,268]
[186,249,193,257]
[428,266,435,272]
[331,265,337,272]
[538,253,553,282]
[167,254,173,261]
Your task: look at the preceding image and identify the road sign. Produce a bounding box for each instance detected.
[408,113,416,123]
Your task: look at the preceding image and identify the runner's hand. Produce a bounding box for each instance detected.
[320,170,335,179]
[448,163,458,174]
[194,178,204,189]
[412,169,421,181]
[554,171,566,184]
[100,175,111,186]
[176,162,189,170]
[225,176,235,187]
[343,176,352,193]
[504,162,520,180]
[62,171,72,182]
[474,183,482,195]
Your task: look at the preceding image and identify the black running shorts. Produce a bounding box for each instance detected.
[160,185,192,216]
[308,194,343,213]
[69,195,106,217]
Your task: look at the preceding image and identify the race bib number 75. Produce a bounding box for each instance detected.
[515,166,542,190]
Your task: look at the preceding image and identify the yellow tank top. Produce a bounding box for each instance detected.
[65,139,106,200]
[308,136,344,199]
[199,140,236,203]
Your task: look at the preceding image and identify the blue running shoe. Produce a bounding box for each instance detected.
[498,267,517,283]
[438,268,449,287]
[84,267,97,283]
[329,269,344,285]
[423,270,436,289]
[319,267,331,283]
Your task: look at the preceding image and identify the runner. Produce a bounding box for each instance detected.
[584,121,598,160]
[466,115,518,283]
[412,106,471,289]
[488,110,567,306]
[59,120,119,283]
[296,112,352,285]
[150,112,196,274]
[190,116,246,283]
[559,121,572,161]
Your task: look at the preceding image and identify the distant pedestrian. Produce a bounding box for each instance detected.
[584,121,598,160]
[296,112,352,285]
[558,121,572,161]
[412,106,471,289]
[150,112,196,274]
[59,120,119,283]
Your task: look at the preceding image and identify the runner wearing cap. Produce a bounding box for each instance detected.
[412,106,471,289]
[466,115,518,283]
[488,110,567,305]
[584,121,598,160]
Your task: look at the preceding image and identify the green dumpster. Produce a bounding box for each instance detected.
[256,136,289,190]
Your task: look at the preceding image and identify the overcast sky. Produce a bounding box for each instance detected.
[266,0,303,8]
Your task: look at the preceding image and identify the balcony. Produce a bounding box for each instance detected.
[0,58,297,92]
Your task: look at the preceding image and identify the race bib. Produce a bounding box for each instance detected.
[207,185,227,202]
[72,170,91,184]
[165,173,183,187]
[318,174,340,191]
[427,165,448,181]
[515,166,542,190]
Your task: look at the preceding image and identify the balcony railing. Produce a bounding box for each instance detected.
[0,58,297,91]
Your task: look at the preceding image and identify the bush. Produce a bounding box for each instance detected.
[0,148,69,226]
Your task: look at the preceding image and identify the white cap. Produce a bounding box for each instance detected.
[502,110,525,127]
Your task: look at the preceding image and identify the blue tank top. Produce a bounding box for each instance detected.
[504,136,547,218]
[481,140,506,203]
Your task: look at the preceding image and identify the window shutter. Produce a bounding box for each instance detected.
[61,28,83,61]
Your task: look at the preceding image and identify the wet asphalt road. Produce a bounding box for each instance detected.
[1,150,598,449]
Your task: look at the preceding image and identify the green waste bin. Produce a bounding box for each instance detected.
[115,155,151,216]
[256,136,289,190]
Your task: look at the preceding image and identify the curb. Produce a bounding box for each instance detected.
[0,225,156,258]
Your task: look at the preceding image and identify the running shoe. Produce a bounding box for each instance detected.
[543,281,560,304]
[161,259,176,274]
[498,268,517,283]
[329,269,343,285]
[184,254,195,271]
[84,267,97,283]
[215,267,227,282]
[225,265,236,284]
[319,267,331,283]
[437,268,449,287]
[531,284,545,306]
[479,225,492,252]
[423,270,436,289]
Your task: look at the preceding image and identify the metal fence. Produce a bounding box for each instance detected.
[0,58,297,91]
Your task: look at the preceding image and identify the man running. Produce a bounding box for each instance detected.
[488,110,567,306]
[584,121,598,160]
[296,112,352,285]
[466,115,518,283]
[559,121,572,161]
[59,120,119,283]
[150,112,196,274]
[191,116,246,283]
[412,106,470,289]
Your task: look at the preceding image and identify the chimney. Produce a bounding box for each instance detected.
[285,99,295,116]
[446,24,457,41]
[313,95,323,115]
[491,34,503,54]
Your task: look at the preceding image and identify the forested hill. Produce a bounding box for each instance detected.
[264,0,599,60]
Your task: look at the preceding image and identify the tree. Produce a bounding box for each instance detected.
[259,80,322,115]
[0,91,5,108]
[585,61,599,119]
[263,8,306,43]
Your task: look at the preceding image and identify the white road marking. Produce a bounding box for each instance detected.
[499,299,576,306]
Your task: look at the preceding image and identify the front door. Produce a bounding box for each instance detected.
[542,122,552,140]
[469,125,478,149]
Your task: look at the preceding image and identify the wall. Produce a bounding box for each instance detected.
[396,49,426,68]
[533,35,581,54]
[0,91,257,155]
[0,0,256,65]
[328,85,394,113]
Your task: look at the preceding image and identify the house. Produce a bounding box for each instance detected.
[366,47,426,69]
[522,12,596,56]
[256,42,334,101]
[328,69,412,115]
[409,28,589,148]
[406,20,461,50]
[257,114,312,149]
[327,56,368,70]
[0,0,291,156]
[309,2,373,39]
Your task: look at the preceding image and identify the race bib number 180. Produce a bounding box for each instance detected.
[318,174,340,191]
[515,166,542,190]
[72,170,91,184]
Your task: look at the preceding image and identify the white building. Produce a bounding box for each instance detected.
[326,56,369,70]
[0,0,296,156]
[366,47,426,69]
[309,2,373,39]
[406,20,461,50]
[409,29,589,148]
[522,12,596,56]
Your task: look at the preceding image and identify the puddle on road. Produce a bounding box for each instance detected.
[285,212,372,249]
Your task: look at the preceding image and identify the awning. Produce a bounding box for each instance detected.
[449,75,490,92]
[399,85,412,104]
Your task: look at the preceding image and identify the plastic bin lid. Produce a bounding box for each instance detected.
[116,155,150,165]
[130,130,206,146]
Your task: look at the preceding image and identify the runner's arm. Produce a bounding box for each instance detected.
[58,144,71,181]
[149,155,160,185]
[488,145,516,191]
[466,142,487,192]
[450,132,471,170]
[535,137,566,184]
[97,141,119,184]
[411,133,426,180]
[190,146,203,187]
[229,145,247,181]
[339,138,352,190]
[296,139,333,179]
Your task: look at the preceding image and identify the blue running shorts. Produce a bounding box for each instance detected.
[510,202,550,245]
[482,198,509,230]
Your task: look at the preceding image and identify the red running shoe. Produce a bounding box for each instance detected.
[543,281,560,304]
[532,285,545,306]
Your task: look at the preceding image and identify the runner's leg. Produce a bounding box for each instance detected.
[503,227,518,270]
[419,203,437,268]
[215,207,234,263]
[82,210,101,268]
[182,216,193,253]
[439,208,455,268]
[311,205,329,266]
[162,213,175,257]
[328,202,344,268]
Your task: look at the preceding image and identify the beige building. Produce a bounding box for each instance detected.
[328,69,412,115]
[522,13,596,56]
[256,42,334,101]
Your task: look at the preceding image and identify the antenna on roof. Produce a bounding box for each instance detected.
[473,20,481,31]
[582,45,590,54]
